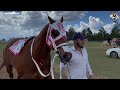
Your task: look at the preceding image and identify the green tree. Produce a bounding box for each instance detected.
[67,27,76,41]
[86,28,93,41]
[92,33,97,41]
[97,27,107,41]
[110,26,120,38]
[2,39,5,41]
[87,28,93,36]
[82,29,87,36]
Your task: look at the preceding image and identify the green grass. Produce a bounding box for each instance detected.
[1,41,120,79]
[51,41,120,79]
[0,41,6,51]
[86,41,120,79]
[0,41,7,63]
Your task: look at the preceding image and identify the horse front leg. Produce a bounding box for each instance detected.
[21,74,33,79]
[32,72,44,79]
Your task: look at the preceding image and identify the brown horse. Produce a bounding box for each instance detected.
[0,16,72,79]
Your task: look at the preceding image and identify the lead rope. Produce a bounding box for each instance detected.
[59,62,70,79]
[31,37,69,79]
[51,54,58,79]
[51,54,70,79]
[31,37,50,77]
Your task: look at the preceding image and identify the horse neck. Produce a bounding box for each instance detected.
[32,24,51,61]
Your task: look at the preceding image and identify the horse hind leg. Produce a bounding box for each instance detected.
[6,65,13,79]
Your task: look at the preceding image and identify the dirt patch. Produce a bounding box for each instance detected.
[0,58,67,79]
[0,58,105,79]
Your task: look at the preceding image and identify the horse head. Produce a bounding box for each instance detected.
[46,16,72,64]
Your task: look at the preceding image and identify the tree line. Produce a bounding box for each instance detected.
[67,26,120,41]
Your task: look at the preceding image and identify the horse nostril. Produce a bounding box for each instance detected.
[63,54,66,58]
[70,53,72,59]
[56,51,59,54]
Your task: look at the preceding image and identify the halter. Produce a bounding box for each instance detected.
[46,21,68,51]
[30,21,69,78]
[47,22,70,79]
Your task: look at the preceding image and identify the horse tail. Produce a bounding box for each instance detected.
[0,61,5,70]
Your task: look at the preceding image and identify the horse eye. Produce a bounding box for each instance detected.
[51,29,60,38]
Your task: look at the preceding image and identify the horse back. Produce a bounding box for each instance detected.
[3,37,35,70]
[4,36,35,53]
[4,38,22,52]
[2,38,22,68]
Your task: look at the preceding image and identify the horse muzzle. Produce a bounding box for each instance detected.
[59,52,72,64]
[55,44,72,64]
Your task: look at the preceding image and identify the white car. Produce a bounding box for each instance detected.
[106,48,120,58]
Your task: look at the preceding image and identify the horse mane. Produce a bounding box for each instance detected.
[31,24,51,69]
[33,24,50,50]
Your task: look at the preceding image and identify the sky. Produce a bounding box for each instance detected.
[0,11,120,41]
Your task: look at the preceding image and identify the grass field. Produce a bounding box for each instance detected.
[85,41,120,79]
[0,41,6,61]
[0,41,120,79]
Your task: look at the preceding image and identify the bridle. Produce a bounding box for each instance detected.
[30,36,50,77]
[30,22,69,78]
[46,22,69,52]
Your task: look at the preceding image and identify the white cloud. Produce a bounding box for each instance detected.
[103,23,114,33]
[0,11,87,40]
[69,22,89,32]
[73,24,80,32]
[56,11,87,20]
[78,22,89,32]
[65,16,103,33]
[89,16,104,33]
[65,25,72,31]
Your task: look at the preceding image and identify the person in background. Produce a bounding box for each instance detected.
[107,37,112,45]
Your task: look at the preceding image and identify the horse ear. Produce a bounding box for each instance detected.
[60,16,63,22]
[48,16,55,24]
